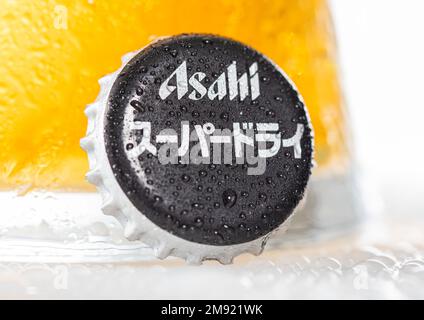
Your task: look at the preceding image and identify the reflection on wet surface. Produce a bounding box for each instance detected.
[0,217,423,299]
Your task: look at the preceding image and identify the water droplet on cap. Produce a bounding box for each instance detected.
[222,189,237,208]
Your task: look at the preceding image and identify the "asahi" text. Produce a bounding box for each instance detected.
[159,61,260,101]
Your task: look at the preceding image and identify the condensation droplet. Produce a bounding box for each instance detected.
[222,189,237,208]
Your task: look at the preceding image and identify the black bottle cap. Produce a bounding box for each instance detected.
[83,34,313,262]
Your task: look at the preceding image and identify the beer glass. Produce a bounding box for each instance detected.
[0,0,362,261]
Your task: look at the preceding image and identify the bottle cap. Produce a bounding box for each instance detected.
[81,34,313,264]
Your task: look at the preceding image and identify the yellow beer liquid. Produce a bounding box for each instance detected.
[0,0,348,191]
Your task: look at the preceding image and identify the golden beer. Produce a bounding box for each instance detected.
[0,0,348,192]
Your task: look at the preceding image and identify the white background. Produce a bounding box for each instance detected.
[331,0,424,217]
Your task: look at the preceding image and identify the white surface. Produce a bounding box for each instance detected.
[0,216,423,299]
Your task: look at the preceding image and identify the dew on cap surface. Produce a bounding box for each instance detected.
[104,34,313,246]
[222,189,237,209]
